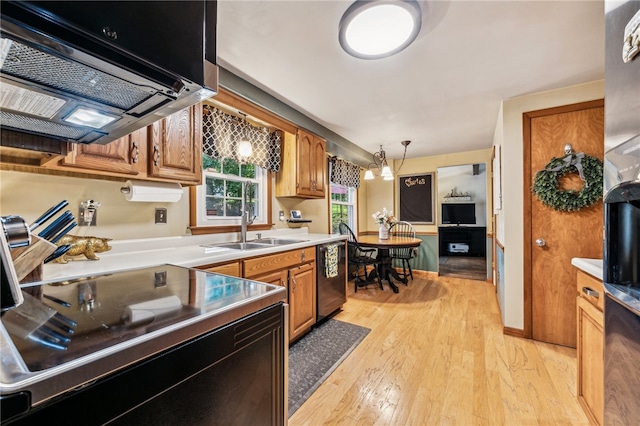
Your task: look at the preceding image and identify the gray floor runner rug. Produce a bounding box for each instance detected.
[288,318,370,416]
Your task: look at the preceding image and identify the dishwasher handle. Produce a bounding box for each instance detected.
[318,241,346,252]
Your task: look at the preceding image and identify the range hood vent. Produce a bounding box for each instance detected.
[0,1,218,145]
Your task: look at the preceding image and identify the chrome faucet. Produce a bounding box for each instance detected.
[240,183,256,243]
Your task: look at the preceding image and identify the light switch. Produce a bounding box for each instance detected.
[155,208,167,224]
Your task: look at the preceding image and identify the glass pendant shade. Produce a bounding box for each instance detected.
[380,165,393,177]
[237,140,253,158]
[364,169,375,180]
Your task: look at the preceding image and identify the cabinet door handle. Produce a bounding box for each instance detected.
[153,144,160,166]
[131,141,139,163]
[582,287,600,298]
[291,276,297,292]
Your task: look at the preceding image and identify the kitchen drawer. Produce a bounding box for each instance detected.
[200,261,241,277]
[576,270,604,312]
[244,247,315,278]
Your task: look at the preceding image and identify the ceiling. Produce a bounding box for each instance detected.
[216,0,605,161]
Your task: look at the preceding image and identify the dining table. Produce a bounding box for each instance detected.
[357,234,422,293]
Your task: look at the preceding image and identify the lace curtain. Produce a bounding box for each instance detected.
[330,157,361,189]
[202,105,281,172]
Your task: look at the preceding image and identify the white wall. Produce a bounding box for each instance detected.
[494,79,605,331]
[437,163,487,226]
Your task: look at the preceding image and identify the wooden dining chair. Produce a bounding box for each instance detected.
[338,222,383,292]
[389,221,417,283]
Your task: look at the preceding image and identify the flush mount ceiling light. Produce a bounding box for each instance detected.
[364,140,411,181]
[339,0,422,59]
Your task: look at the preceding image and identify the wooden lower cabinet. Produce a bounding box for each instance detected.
[243,247,316,343]
[288,262,316,342]
[250,269,288,301]
[575,270,604,425]
[197,247,317,343]
[200,261,241,277]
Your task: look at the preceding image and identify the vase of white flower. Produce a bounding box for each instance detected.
[379,224,389,240]
[372,208,396,240]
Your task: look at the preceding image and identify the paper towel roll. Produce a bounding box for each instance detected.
[121,180,183,202]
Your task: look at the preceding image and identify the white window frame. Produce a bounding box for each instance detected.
[330,182,357,233]
[195,166,268,227]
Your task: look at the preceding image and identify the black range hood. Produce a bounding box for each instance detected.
[0,1,218,145]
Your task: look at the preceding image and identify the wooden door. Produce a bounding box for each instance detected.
[289,262,316,342]
[148,103,202,183]
[524,100,603,347]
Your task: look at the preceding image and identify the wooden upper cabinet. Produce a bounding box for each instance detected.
[311,134,327,197]
[148,103,202,184]
[60,127,144,175]
[276,128,326,198]
[5,104,203,185]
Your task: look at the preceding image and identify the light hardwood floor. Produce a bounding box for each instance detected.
[289,273,589,425]
[438,257,487,281]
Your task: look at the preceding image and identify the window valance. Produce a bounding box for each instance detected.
[330,156,361,189]
[202,104,281,172]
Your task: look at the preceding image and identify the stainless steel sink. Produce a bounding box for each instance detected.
[214,242,273,250]
[250,238,309,246]
[201,238,309,251]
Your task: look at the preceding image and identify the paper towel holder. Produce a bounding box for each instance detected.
[120,180,183,203]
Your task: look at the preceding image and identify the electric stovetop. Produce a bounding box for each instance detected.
[0,264,286,405]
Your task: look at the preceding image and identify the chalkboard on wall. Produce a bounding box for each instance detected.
[399,173,435,224]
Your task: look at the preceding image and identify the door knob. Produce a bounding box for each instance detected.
[535,238,546,247]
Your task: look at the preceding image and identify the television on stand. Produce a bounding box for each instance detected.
[442,203,476,225]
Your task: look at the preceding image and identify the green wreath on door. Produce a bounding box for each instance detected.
[531,152,603,212]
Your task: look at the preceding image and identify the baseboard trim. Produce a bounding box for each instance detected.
[503,326,525,338]
[393,268,438,279]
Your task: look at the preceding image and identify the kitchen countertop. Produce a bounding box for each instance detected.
[571,257,603,280]
[38,229,346,284]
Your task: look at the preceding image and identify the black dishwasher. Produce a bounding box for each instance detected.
[316,241,347,322]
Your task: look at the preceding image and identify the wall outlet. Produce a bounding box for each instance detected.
[78,207,97,226]
[155,208,167,224]
[279,210,285,221]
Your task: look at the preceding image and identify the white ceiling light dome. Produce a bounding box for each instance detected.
[339,0,422,60]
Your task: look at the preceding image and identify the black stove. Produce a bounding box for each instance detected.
[0,264,286,409]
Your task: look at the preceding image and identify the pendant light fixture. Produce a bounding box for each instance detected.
[364,140,411,181]
[339,0,422,60]
[236,113,253,161]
